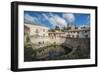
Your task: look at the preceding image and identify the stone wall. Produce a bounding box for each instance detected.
[62,38,90,49]
[30,36,90,50]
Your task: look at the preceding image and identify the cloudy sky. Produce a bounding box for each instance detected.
[24,11,90,29]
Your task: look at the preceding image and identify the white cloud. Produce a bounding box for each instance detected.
[24,14,39,24]
[42,13,68,28]
[42,13,49,20]
[49,17,57,27]
[53,15,67,26]
[87,15,90,25]
[42,13,57,27]
[63,13,75,23]
[49,13,54,17]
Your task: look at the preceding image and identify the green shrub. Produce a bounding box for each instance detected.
[24,46,36,61]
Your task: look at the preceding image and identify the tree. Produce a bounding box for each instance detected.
[66,27,71,30]
[55,26,60,30]
[48,29,55,32]
[75,27,78,29]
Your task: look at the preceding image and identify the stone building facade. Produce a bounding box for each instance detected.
[24,23,90,45]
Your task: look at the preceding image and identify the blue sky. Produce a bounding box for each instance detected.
[24,11,90,29]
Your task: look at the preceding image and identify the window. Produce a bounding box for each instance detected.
[76,35,79,38]
[36,29,39,33]
[84,31,87,33]
[67,35,71,37]
[85,35,88,38]
[77,32,79,34]
[43,29,45,32]
[72,35,74,38]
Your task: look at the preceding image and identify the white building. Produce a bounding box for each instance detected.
[24,24,49,44]
[24,23,90,45]
[65,29,90,38]
[48,26,90,38]
[25,23,49,37]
